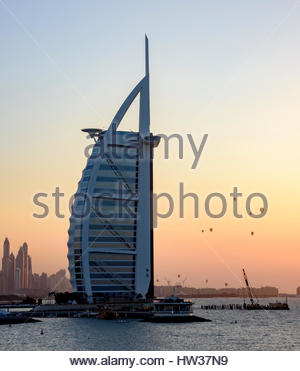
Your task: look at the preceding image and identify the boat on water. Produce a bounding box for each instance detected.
[0,317,41,325]
[97,308,119,320]
[141,296,211,323]
[0,309,41,325]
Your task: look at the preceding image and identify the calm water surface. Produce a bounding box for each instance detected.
[1,298,300,351]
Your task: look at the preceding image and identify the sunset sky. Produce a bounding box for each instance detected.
[0,1,299,293]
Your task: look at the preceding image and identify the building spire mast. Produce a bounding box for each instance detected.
[145,34,149,76]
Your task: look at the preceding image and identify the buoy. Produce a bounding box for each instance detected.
[40,328,44,335]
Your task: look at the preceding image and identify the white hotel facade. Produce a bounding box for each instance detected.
[67,37,160,303]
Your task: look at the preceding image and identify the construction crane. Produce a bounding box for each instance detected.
[242,268,255,305]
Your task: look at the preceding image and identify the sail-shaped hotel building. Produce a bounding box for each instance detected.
[67,37,160,303]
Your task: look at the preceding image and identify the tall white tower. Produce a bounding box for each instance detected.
[67,36,160,303]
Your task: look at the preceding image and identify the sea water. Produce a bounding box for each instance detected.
[1,298,299,351]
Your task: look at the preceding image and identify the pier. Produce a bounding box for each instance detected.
[201,304,244,310]
[200,302,289,310]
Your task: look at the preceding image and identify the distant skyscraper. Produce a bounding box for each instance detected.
[15,243,30,289]
[2,238,10,293]
[3,238,9,259]
[0,271,4,293]
[22,243,28,289]
[7,253,15,292]
[68,36,160,303]
[28,255,32,289]
[15,267,21,290]
[16,246,24,289]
